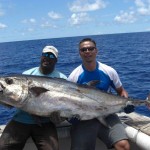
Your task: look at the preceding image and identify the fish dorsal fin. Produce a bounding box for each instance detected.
[0,101,13,109]
[30,87,49,97]
[86,80,100,87]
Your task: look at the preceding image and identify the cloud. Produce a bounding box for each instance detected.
[135,0,150,15]
[48,11,62,20]
[69,0,106,12]
[0,3,5,17]
[114,11,137,23]
[0,10,4,16]
[21,18,36,24]
[0,23,7,29]
[145,27,150,31]
[113,0,150,24]
[29,18,36,23]
[27,28,34,32]
[69,12,91,25]
[41,22,57,28]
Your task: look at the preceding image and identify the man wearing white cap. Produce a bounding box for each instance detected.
[0,45,67,150]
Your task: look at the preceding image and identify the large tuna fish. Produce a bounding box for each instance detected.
[0,75,149,122]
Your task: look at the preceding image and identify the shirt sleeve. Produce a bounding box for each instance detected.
[99,62,122,89]
[22,67,37,75]
[68,65,83,83]
[110,68,122,88]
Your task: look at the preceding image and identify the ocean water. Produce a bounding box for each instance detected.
[0,32,150,125]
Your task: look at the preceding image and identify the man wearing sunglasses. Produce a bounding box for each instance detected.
[0,46,67,150]
[68,38,134,150]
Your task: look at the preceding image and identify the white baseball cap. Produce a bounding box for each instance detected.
[42,46,58,58]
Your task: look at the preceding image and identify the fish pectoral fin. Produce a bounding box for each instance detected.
[29,87,49,97]
[86,80,100,87]
[97,117,110,128]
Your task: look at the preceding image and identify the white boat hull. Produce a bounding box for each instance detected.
[124,124,150,150]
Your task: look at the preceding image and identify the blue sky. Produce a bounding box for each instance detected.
[0,0,150,42]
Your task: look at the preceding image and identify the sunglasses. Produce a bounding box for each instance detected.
[42,53,56,59]
[80,47,96,52]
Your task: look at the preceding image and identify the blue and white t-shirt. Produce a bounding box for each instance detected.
[13,67,67,124]
[68,61,122,92]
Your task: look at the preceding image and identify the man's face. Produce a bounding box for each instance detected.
[40,52,57,71]
[79,41,98,63]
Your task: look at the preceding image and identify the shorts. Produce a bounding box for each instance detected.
[0,120,59,150]
[97,114,128,149]
[70,118,100,150]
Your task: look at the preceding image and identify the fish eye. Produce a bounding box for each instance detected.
[5,78,13,85]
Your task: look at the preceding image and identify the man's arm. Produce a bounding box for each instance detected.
[116,86,135,113]
[116,86,128,98]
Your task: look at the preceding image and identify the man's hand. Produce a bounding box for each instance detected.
[116,87,135,113]
[116,86,128,98]
[49,112,66,124]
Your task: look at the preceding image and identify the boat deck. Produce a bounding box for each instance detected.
[118,112,150,136]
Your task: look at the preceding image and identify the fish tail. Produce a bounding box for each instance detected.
[146,94,150,101]
[146,94,150,107]
[128,94,150,107]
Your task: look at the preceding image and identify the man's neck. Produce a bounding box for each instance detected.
[39,67,53,75]
[83,61,97,71]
